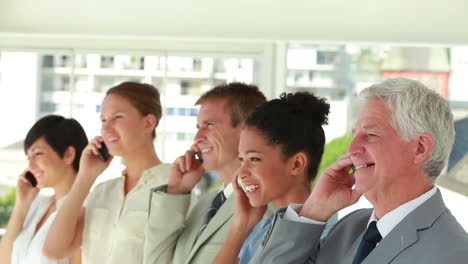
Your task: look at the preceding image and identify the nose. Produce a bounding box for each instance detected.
[28,157,37,171]
[347,135,365,156]
[238,162,250,180]
[194,128,206,144]
[101,120,112,135]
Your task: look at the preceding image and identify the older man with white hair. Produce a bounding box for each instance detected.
[249,77,468,264]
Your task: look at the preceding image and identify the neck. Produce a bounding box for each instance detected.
[218,158,241,187]
[273,181,311,209]
[52,169,76,201]
[122,142,161,181]
[369,173,433,219]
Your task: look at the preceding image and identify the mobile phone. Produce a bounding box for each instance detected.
[237,175,247,193]
[25,171,37,187]
[195,151,203,161]
[98,143,111,162]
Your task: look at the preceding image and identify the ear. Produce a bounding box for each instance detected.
[143,114,158,135]
[63,146,76,166]
[289,152,308,176]
[413,133,434,165]
[234,120,246,138]
[236,120,246,130]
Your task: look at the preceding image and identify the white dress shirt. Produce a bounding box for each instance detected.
[12,195,69,264]
[369,186,437,239]
[82,163,170,264]
[221,183,233,199]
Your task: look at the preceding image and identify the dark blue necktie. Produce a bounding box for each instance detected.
[195,191,226,243]
[352,221,382,264]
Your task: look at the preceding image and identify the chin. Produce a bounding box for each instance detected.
[354,182,371,196]
[108,148,121,157]
[201,161,217,171]
[248,198,265,208]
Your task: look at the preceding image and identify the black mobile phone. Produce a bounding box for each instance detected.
[25,171,37,187]
[98,143,111,162]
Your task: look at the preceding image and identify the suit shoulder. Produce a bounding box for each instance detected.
[322,208,372,242]
[434,209,468,243]
[336,208,372,227]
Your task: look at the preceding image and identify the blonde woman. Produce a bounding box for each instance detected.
[43,82,170,264]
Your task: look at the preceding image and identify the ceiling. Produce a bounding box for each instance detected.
[1,0,468,45]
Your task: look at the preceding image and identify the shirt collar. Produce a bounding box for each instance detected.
[221,183,233,198]
[121,163,168,186]
[56,195,68,209]
[369,186,437,238]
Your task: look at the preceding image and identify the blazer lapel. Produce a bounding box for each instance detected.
[186,194,234,262]
[363,190,447,264]
[181,192,217,258]
[342,215,370,262]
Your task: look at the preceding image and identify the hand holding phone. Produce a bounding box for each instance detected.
[25,171,37,187]
[98,143,111,162]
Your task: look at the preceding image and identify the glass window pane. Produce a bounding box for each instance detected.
[286,44,468,144]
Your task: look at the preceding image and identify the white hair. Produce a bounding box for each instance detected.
[360,77,455,181]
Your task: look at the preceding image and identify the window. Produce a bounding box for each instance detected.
[0,51,261,168]
[286,43,468,142]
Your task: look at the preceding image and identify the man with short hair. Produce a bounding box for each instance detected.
[143,83,267,264]
[250,78,468,264]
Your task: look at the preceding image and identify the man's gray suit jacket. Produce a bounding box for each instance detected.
[250,190,468,264]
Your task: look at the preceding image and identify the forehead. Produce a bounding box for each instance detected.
[27,137,49,153]
[101,94,137,114]
[239,127,269,150]
[197,98,232,123]
[355,99,394,131]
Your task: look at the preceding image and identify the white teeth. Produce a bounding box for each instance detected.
[201,148,211,153]
[244,185,260,192]
[108,137,118,142]
[354,164,372,170]
[355,164,368,170]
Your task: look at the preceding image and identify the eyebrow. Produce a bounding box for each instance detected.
[244,150,261,155]
[353,122,383,134]
[28,146,43,154]
[196,119,215,129]
[362,123,383,131]
[100,111,124,119]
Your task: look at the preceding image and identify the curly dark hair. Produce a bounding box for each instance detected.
[245,92,330,183]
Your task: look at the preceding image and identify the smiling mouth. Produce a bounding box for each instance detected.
[108,137,119,143]
[352,163,375,172]
[244,185,260,192]
[201,148,211,153]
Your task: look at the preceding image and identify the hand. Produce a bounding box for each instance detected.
[167,145,205,194]
[300,154,361,221]
[77,137,113,185]
[232,172,267,232]
[16,170,40,208]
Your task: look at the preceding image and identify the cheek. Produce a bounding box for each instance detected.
[260,168,284,188]
[379,144,409,167]
[213,131,226,145]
